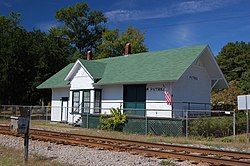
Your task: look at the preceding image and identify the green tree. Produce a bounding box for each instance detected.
[96,27,148,59]
[216,41,250,82]
[239,70,250,94]
[0,13,73,105]
[216,41,250,94]
[0,12,26,104]
[55,2,107,56]
[211,80,243,110]
[28,30,74,104]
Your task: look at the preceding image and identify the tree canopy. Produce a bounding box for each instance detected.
[0,13,74,105]
[212,41,250,109]
[55,3,107,56]
[95,27,148,59]
[0,3,148,105]
[211,80,243,110]
[216,41,250,94]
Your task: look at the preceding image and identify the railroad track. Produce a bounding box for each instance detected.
[0,124,249,166]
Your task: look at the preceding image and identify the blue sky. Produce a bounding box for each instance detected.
[1,0,250,54]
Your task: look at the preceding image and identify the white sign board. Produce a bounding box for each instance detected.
[237,95,250,110]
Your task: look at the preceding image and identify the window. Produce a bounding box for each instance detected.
[82,90,90,113]
[72,91,80,112]
[94,89,102,113]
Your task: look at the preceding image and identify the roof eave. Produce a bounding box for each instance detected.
[65,59,94,81]
[206,45,229,89]
[94,80,177,86]
[37,85,70,90]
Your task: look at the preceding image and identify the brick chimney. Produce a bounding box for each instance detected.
[124,43,131,56]
[87,50,93,60]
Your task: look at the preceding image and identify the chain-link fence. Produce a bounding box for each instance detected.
[0,104,249,139]
[0,105,51,124]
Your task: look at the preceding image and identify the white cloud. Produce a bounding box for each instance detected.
[105,9,167,21]
[175,26,194,44]
[36,21,61,32]
[105,0,239,22]
[171,25,195,46]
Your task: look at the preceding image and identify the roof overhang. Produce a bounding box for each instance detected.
[175,45,228,90]
[94,80,176,86]
[205,46,228,89]
[193,45,228,90]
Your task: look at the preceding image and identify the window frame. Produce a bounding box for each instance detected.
[82,90,91,113]
[72,91,80,113]
[94,89,102,114]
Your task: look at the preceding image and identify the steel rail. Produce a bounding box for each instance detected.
[0,125,250,166]
[30,128,250,159]
[29,131,250,166]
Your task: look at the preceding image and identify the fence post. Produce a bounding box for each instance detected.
[247,109,249,143]
[145,116,148,135]
[233,110,236,140]
[29,106,32,127]
[185,110,188,138]
[87,113,89,129]
[244,96,249,143]
[3,105,5,119]
[45,107,48,123]
[15,106,17,116]
[120,102,122,110]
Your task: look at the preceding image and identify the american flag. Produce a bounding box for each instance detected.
[164,91,172,105]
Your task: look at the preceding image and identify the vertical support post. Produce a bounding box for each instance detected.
[45,107,48,123]
[15,106,17,116]
[246,96,249,143]
[24,109,30,162]
[3,105,5,118]
[185,110,188,138]
[29,106,32,127]
[87,113,89,129]
[233,110,236,140]
[188,102,191,110]
[24,127,29,162]
[145,116,148,135]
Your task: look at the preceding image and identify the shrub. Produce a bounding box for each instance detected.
[235,111,248,134]
[189,116,233,137]
[100,108,128,131]
[189,111,249,138]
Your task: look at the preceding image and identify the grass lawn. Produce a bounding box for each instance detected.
[0,119,249,151]
[0,145,63,166]
[31,121,250,151]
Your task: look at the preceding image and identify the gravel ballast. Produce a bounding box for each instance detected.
[0,134,196,166]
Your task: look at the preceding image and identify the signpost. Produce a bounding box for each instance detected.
[10,109,30,162]
[237,95,250,142]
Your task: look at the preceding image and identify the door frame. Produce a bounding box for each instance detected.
[61,97,69,122]
[123,84,146,116]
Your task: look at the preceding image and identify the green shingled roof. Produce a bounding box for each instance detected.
[79,59,106,79]
[37,63,74,89]
[95,45,207,85]
[37,45,207,89]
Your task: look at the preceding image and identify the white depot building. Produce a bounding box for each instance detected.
[37,44,228,124]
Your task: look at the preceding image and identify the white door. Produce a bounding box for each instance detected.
[61,98,68,122]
